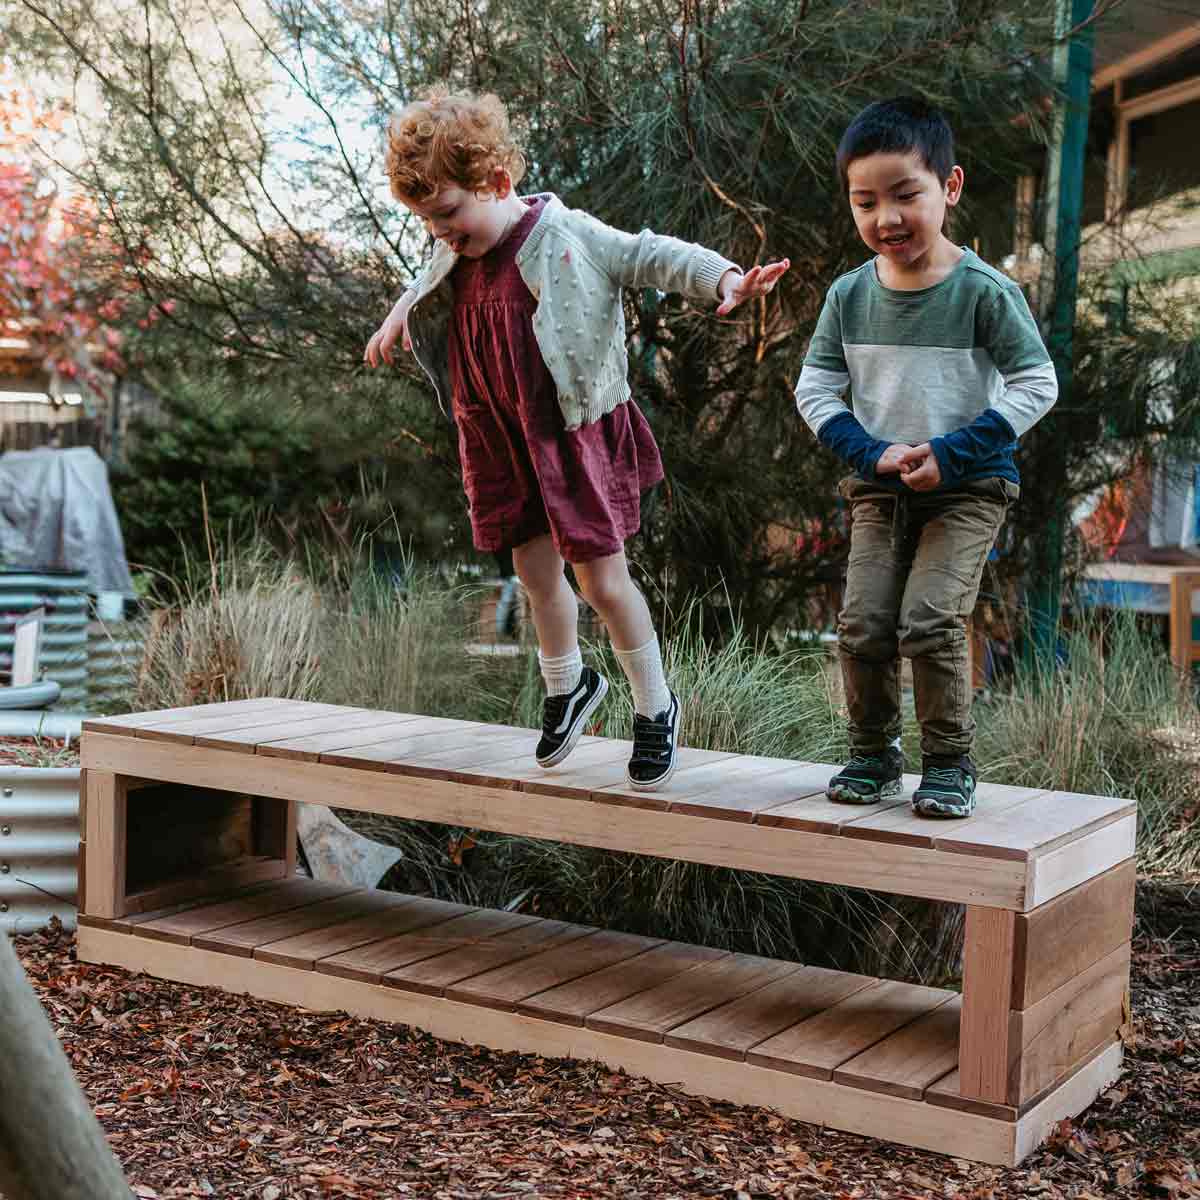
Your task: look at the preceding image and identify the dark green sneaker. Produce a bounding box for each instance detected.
[826,748,904,805]
[912,756,977,818]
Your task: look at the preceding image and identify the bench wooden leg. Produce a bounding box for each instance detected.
[960,906,1017,1103]
[960,860,1135,1107]
[83,771,128,920]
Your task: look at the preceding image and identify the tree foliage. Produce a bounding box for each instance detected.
[8,0,1196,631]
[0,78,127,393]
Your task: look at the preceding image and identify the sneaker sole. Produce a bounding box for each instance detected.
[826,777,903,805]
[625,696,681,792]
[535,674,609,768]
[912,794,977,819]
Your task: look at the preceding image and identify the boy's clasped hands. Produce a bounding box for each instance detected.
[875,441,941,491]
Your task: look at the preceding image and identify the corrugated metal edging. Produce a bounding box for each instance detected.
[0,571,90,706]
[0,767,79,934]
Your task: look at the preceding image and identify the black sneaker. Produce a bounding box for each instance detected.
[626,690,681,791]
[535,667,609,767]
[826,747,904,804]
[912,755,977,818]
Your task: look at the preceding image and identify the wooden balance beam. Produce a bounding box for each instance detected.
[77,698,1136,1167]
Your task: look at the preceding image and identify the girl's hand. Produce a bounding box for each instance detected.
[364,295,414,367]
[716,258,790,315]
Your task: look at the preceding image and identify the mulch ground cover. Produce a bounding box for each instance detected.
[12,883,1200,1200]
[0,736,79,767]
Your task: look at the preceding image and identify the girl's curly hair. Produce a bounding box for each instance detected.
[385,85,526,202]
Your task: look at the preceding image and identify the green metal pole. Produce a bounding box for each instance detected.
[1026,0,1095,668]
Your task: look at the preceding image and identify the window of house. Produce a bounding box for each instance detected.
[1127,96,1200,210]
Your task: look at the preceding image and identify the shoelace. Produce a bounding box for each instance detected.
[846,753,884,770]
[923,766,963,787]
[630,712,672,764]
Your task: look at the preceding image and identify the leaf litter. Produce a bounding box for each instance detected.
[9,916,1198,1199]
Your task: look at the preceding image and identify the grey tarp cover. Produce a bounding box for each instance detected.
[0,446,135,595]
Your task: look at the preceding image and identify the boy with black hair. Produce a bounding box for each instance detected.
[794,97,1057,817]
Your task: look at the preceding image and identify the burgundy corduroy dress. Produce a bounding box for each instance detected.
[447,196,663,563]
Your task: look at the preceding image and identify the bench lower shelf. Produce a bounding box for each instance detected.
[76,879,1122,1167]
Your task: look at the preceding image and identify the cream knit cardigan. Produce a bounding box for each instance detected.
[405,193,738,430]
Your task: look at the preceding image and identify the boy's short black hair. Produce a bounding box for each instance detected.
[836,97,955,190]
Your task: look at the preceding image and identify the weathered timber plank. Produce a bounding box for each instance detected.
[1008,943,1131,1105]
[841,786,1049,848]
[445,929,664,1011]
[256,715,432,761]
[834,995,962,1099]
[81,698,289,735]
[933,791,1136,862]
[586,953,798,1043]
[135,703,352,745]
[960,906,1018,1104]
[193,889,403,957]
[753,779,918,833]
[588,752,775,815]
[664,964,876,1060]
[315,900,494,983]
[194,709,379,753]
[516,942,728,1026]
[747,979,955,1078]
[133,879,354,944]
[1012,859,1136,1009]
[383,920,594,997]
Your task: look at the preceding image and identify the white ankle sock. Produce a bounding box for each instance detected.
[613,636,672,717]
[539,646,583,697]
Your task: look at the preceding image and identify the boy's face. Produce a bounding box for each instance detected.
[845,151,963,270]
[402,170,515,258]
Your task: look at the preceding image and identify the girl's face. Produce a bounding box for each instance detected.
[845,150,963,273]
[403,171,518,258]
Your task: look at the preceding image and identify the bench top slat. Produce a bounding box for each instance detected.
[193,708,380,753]
[838,784,1052,848]
[931,790,1136,860]
[594,756,820,821]
[754,778,916,831]
[255,710,444,758]
[82,697,295,734]
[134,702,355,744]
[318,721,487,770]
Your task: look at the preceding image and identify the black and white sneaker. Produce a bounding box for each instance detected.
[626,690,681,791]
[535,667,609,767]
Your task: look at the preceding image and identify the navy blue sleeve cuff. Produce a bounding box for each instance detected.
[818,411,890,480]
[930,409,1018,486]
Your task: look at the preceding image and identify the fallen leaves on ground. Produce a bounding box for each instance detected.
[9,920,1199,1199]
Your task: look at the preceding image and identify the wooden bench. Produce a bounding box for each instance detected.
[77,698,1136,1166]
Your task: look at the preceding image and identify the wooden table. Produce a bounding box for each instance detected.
[77,699,1136,1166]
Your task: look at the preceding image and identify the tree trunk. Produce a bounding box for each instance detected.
[0,934,130,1199]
